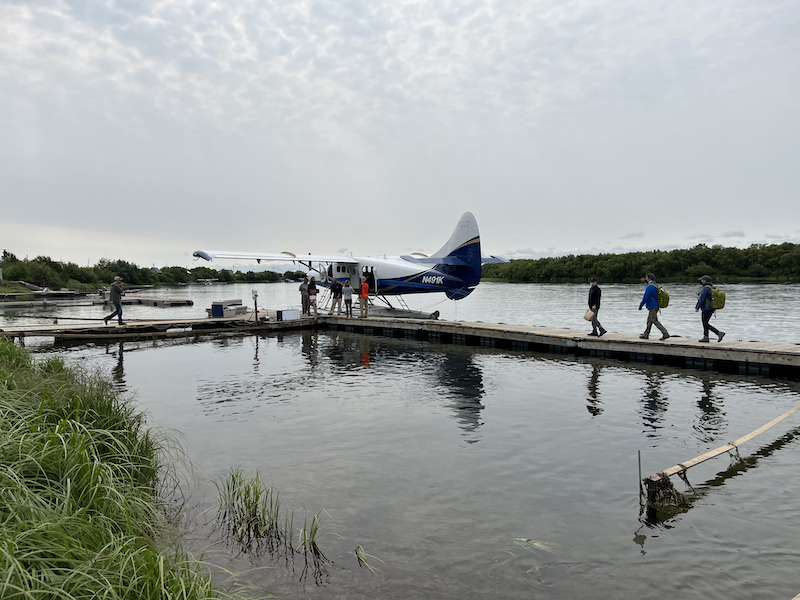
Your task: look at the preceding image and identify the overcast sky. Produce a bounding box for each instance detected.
[2,0,798,269]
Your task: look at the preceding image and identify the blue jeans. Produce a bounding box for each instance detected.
[106,301,123,324]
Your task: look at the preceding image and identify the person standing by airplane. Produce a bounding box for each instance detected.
[587,277,606,337]
[329,278,343,315]
[342,279,354,318]
[359,277,369,318]
[638,273,670,340]
[299,277,309,315]
[103,276,125,326]
[308,276,318,318]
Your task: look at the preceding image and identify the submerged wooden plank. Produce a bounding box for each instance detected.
[646,401,800,483]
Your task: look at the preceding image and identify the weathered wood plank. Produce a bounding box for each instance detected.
[646,401,800,482]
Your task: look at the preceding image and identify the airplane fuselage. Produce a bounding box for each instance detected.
[318,256,473,299]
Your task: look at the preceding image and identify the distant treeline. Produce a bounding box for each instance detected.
[0,251,307,289]
[482,243,800,284]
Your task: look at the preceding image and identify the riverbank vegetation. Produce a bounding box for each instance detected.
[0,338,250,599]
[215,468,333,584]
[482,243,800,283]
[0,251,305,291]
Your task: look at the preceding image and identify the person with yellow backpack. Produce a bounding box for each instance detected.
[638,273,670,340]
[695,275,726,343]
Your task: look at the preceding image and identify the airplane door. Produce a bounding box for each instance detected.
[349,263,360,288]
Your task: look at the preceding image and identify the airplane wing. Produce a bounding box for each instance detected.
[193,250,359,264]
[481,255,509,264]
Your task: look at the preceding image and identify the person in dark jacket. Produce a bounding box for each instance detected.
[587,277,606,337]
[638,273,669,340]
[329,279,343,315]
[103,276,124,325]
[695,275,725,343]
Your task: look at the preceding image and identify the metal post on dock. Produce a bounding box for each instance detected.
[252,289,259,322]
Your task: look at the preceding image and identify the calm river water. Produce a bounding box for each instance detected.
[3,282,800,599]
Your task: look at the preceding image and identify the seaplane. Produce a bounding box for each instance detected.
[193,212,505,318]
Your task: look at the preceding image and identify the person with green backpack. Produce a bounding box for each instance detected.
[695,275,726,343]
[638,273,670,340]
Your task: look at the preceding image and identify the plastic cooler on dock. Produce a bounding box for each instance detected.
[277,309,300,321]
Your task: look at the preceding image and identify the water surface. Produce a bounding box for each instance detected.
[5,283,800,598]
[42,329,800,600]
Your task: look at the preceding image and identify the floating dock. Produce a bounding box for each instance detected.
[2,315,799,379]
[0,296,193,309]
[0,314,305,342]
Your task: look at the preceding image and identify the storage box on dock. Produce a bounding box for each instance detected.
[207,299,249,318]
[276,309,300,321]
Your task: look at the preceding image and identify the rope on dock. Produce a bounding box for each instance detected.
[644,400,800,505]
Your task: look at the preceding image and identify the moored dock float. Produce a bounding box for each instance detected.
[2,315,800,379]
[0,313,313,343]
[323,316,800,379]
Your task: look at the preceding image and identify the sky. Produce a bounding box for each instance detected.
[1,0,799,270]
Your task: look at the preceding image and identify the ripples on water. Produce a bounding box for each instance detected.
[29,326,800,600]
[4,283,800,598]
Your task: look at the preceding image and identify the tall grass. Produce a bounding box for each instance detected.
[0,338,251,599]
[214,468,332,584]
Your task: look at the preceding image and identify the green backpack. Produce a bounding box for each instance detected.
[649,283,669,308]
[709,286,725,310]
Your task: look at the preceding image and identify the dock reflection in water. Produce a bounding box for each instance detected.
[44,330,800,600]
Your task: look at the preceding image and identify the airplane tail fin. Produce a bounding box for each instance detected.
[430,212,482,299]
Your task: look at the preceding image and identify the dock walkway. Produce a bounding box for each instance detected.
[2,315,799,379]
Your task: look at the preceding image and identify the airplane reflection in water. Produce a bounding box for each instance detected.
[305,330,487,443]
[191,331,488,441]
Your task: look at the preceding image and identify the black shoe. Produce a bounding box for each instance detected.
[599,329,607,337]
[587,331,598,336]
[660,334,670,341]
[104,317,109,325]
[118,321,125,326]
[639,334,649,339]
[718,332,725,342]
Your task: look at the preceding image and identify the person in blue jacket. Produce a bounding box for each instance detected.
[638,272,669,340]
[695,275,725,343]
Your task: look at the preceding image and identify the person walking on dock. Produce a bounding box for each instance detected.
[103,276,125,326]
[695,275,725,343]
[359,277,369,318]
[638,273,669,340]
[587,277,606,337]
[299,277,309,315]
[342,279,354,318]
[329,278,343,315]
